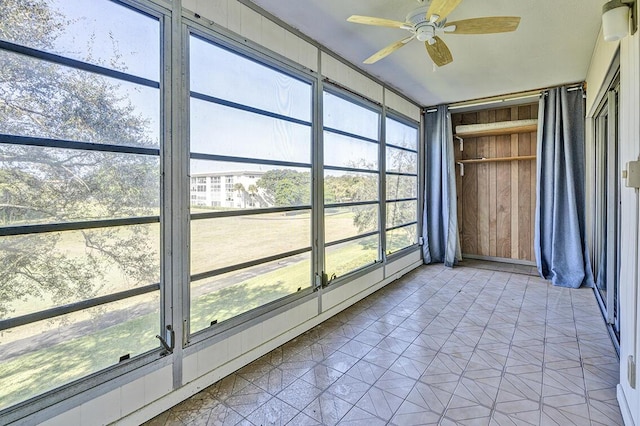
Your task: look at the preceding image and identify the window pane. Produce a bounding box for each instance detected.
[387,224,418,254]
[0,0,160,81]
[386,175,418,201]
[0,50,160,147]
[386,147,417,174]
[325,205,378,244]
[190,99,310,163]
[190,36,311,121]
[325,235,379,278]
[190,253,311,333]
[324,170,378,204]
[323,92,378,139]
[386,118,418,150]
[191,211,310,276]
[1,146,159,226]
[190,160,311,209]
[0,291,160,411]
[386,201,417,229]
[0,0,162,412]
[189,35,313,332]
[324,131,378,170]
[1,224,160,320]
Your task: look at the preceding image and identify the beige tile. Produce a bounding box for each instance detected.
[142,263,621,426]
[275,378,322,411]
[245,396,297,426]
[301,392,353,425]
[326,374,371,405]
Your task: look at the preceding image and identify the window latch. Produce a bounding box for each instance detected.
[324,272,337,288]
[156,324,175,355]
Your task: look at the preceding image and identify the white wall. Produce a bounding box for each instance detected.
[585,27,619,117]
[586,12,640,426]
[618,20,640,425]
[12,1,424,425]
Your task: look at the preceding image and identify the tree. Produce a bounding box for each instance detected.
[256,169,311,207]
[326,152,417,252]
[384,147,418,251]
[247,184,259,207]
[233,182,246,208]
[0,0,159,320]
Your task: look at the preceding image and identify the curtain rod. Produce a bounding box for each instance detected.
[424,81,585,113]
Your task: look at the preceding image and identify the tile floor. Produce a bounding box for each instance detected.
[145,262,622,425]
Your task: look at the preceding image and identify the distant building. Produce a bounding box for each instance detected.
[190,171,267,208]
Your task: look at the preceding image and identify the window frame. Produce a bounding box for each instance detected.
[0,0,425,420]
[383,111,421,258]
[185,25,318,345]
[321,85,384,284]
[0,0,170,421]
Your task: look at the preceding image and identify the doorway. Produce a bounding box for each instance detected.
[591,74,621,347]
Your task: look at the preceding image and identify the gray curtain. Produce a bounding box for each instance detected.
[535,87,593,288]
[422,105,461,267]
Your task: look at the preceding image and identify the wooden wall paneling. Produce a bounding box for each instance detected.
[453,113,463,251]
[510,107,520,259]
[517,105,534,261]
[477,110,490,257]
[453,103,537,263]
[518,139,532,260]
[491,120,498,259]
[461,112,478,254]
[495,108,512,258]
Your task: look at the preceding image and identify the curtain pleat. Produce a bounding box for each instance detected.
[534,87,594,288]
[422,105,461,267]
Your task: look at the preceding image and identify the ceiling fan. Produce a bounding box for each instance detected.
[347,0,521,67]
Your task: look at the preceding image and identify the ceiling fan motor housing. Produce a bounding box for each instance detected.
[416,25,435,41]
[407,6,437,42]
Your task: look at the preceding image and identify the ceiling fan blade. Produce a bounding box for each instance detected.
[364,36,414,64]
[425,36,453,67]
[347,15,407,29]
[446,17,521,34]
[426,0,463,22]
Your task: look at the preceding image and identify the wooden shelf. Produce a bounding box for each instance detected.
[457,155,536,164]
[455,124,537,138]
[454,119,538,139]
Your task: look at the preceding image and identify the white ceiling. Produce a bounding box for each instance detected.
[248,0,604,107]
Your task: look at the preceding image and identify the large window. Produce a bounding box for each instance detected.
[323,91,381,278]
[0,0,161,411]
[385,116,419,254]
[188,35,313,335]
[0,2,423,417]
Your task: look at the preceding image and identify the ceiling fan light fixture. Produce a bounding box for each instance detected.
[602,0,630,41]
[416,25,435,41]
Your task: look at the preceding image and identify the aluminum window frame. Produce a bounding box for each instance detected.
[0,0,171,421]
[184,24,318,343]
[383,111,420,255]
[321,85,383,283]
[0,0,426,420]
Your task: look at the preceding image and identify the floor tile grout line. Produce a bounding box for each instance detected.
[316,265,488,423]
[146,262,621,426]
[486,274,545,423]
[439,268,521,422]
